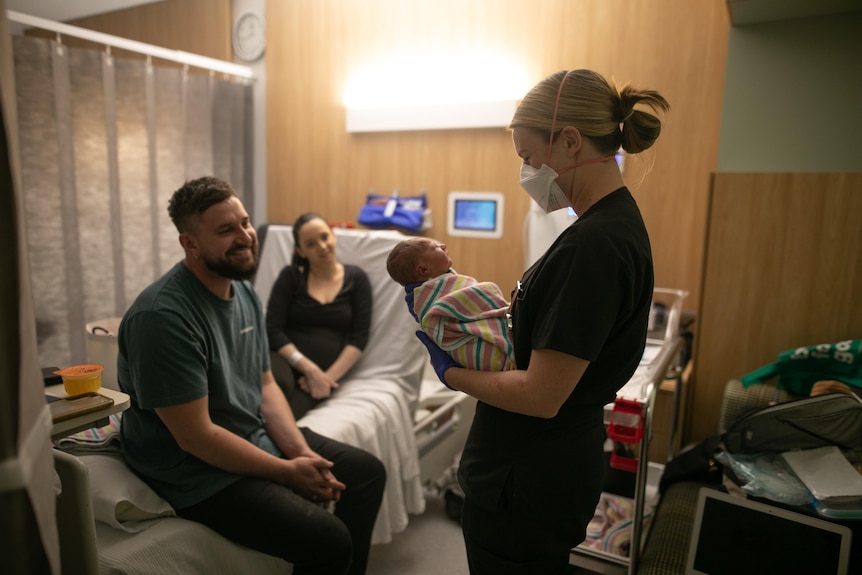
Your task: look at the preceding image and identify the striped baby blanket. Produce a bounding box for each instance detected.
[413,272,514,371]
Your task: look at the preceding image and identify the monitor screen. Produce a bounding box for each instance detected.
[454,199,497,232]
[447,191,504,239]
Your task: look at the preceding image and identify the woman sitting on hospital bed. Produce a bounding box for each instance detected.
[266,213,372,418]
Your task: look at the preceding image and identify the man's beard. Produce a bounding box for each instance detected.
[203,242,259,281]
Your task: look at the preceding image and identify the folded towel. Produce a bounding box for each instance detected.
[55,413,122,454]
[582,492,653,557]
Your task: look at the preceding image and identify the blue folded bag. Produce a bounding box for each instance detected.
[358,191,429,233]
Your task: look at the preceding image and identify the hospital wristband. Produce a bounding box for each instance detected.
[288,350,305,367]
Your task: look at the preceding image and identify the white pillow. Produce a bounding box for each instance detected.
[80,453,176,533]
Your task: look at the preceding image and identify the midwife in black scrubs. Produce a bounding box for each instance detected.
[415,68,670,574]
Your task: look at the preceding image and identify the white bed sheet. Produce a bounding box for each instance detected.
[297,377,426,543]
[95,518,291,575]
[54,448,291,575]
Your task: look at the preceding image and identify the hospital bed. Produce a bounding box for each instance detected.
[253,224,476,538]
[55,225,474,574]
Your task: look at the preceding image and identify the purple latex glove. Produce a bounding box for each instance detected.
[404,282,422,323]
[415,331,460,390]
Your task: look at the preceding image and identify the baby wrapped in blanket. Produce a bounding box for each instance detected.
[386,238,514,371]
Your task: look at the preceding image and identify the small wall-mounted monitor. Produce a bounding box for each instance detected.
[447,191,504,239]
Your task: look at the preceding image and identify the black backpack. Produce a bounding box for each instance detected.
[722,392,862,454]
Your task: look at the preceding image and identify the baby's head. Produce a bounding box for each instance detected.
[386,238,453,286]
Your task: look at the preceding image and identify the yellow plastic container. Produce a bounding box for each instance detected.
[54,364,104,397]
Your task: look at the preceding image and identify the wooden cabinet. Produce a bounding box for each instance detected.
[688,172,862,442]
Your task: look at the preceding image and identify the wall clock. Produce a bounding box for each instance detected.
[232,10,266,62]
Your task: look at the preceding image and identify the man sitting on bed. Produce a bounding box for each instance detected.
[117,176,385,575]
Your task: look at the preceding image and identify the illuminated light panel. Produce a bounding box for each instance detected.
[344,53,528,132]
[346,99,517,132]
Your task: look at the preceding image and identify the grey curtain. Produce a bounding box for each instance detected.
[2,2,61,571]
[12,36,254,370]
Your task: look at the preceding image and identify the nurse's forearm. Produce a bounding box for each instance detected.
[445,368,556,418]
[446,348,588,419]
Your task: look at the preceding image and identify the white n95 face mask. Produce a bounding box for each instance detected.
[519,163,571,213]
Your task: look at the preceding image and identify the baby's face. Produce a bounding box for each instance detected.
[415,239,452,279]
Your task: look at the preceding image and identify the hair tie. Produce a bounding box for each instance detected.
[622,109,635,122]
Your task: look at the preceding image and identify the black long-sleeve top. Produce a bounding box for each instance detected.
[265,264,372,370]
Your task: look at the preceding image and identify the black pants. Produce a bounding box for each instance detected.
[462,497,573,575]
[460,415,606,575]
[178,428,386,575]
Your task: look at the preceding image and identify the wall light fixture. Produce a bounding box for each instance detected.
[343,53,528,133]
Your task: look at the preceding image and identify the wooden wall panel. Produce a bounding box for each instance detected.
[266,0,729,298]
[689,172,862,441]
[40,0,232,62]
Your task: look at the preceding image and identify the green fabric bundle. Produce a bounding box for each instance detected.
[741,339,862,396]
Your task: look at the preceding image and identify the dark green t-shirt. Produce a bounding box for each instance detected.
[118,262,272,508]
